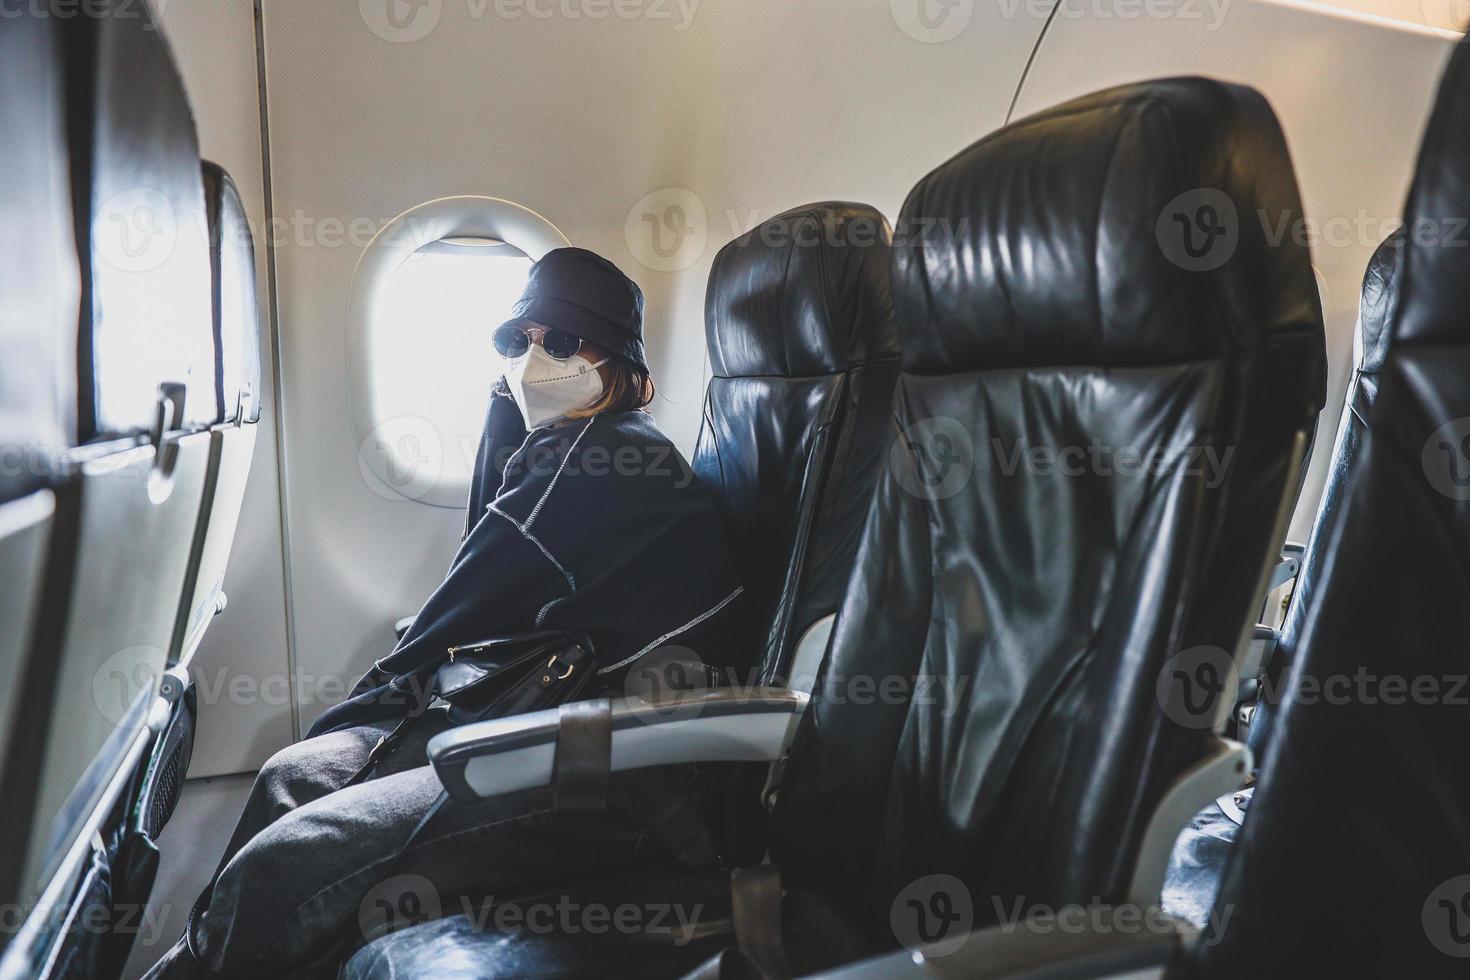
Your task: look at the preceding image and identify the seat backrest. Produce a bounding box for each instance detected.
[460,209,896,691]
[11,0,216,916]
[1245,227,1403,760]
[170,162,264,662]
[769,79,1325,947]
[0,16,77,508]
[72,8,215,440]
[1197,39,1470,979]
[693,202,899,684]
[0,12,80,884]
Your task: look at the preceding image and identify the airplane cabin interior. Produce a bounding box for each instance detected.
[1,1,1468,977]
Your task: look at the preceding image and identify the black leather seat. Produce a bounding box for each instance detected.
[1246,230,1402,762]
[122,166,266,893]
[769,77,1324,958]
[343,204,899,975]
[0,9,81,911]
[30,0,216,848]
[0,4,222,976]
[344,78,1325,980]
[1162,229,1403,929]
[1188,37,1470,979]
[693,201,900,685]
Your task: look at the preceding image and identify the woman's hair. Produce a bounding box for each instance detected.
[492,353,655,419]
[566,355,655,419]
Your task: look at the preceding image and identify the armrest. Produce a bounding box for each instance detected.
[429,688,809,802]
[393,615,416,640]
[816,909,1195,979]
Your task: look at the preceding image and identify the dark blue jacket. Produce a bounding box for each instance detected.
[309,396,747,737]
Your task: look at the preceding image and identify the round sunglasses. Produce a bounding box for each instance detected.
[493,324,583,361]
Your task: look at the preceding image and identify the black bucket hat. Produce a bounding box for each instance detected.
[498,247,647,370]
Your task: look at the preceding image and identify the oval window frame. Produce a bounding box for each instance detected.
[347,196,570,508]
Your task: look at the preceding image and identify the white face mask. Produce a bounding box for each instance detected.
[503,344,608,430]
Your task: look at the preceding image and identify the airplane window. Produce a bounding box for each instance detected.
[369,237,531,496]
[347,195,569,507]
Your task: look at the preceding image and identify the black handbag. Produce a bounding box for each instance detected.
[344,629,597,786]
[435,630,596,725]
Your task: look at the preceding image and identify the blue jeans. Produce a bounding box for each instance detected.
[146,709,714,978]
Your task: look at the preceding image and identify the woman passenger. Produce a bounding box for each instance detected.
[147,248,748,977]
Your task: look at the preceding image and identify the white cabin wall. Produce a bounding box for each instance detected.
[153,0,295,775]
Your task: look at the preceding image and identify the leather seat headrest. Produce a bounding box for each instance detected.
[1356,229,1404,374]
[1391,37,1470,349]
[706,202,900,378]
[73,5,213,438]
[894,78,1322,375]
[0,13,77,500]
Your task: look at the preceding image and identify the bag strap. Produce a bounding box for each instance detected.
[553,699,612,811]
[731,866,792,979]
[341,656,446,787]
[551,700,724,872]
[342,710,425,789]
[677,867,791,980]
